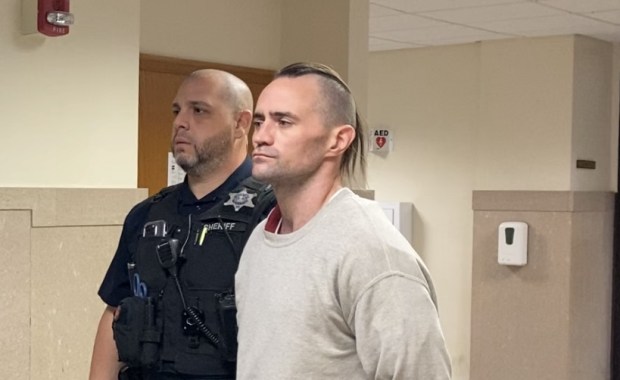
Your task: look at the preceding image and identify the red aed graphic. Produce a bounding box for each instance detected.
[371,129,391,152]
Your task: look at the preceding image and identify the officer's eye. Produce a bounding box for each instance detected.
[277,119,292,127]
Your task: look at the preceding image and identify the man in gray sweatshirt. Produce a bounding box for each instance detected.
[235,62,452,380]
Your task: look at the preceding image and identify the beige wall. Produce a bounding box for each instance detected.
[571,37,613,191]
[477,36,614,192]
[0,0,140,188]
[368,43,479,379]
[347,0,370,115]
[368,35,618,380]
[280,0,350,73]
[280,0,369,115]
[477,36,575,190]
[471,191,613,380]
[140,0,282,70]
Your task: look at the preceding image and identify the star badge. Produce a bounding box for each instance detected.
[223,188,257,212]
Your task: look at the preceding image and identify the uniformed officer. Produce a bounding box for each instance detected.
[89,69,274,380]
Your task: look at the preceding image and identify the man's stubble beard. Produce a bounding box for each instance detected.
[173,129,234,178]
[253,145,326,189]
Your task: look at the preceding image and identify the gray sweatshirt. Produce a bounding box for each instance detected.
[236,188,452,379]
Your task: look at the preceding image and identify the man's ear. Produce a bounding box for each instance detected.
[326,124,355,158]
[234,109,252,138]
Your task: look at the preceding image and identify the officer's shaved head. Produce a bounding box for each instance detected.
[188,69,253,114]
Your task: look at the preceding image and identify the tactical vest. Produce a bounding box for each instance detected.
[114,178,274,377]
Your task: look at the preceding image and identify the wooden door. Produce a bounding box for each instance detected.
[138,54,274,196]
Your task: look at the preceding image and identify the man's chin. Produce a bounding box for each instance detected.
[251,170,269,182]
[174,156,196,172]
[252,168,280,185]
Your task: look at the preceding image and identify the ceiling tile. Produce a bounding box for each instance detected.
[369,3,403,17]
[420,2,564,24]
[589,9,620,24]
[373,24,511,44]
[538,0,620,13]
[475,13,619,35]
[518,23,620,39]
[369,37,424,51]
[370,13,447,32]
[369,0,620,51]
[370,0,520,13]
[426,32,514,46]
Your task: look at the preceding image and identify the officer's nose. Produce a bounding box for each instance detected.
[173,110,189,131]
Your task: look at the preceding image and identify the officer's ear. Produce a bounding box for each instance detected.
[234,109,252,138]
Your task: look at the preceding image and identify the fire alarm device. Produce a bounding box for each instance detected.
[22,0,74,37]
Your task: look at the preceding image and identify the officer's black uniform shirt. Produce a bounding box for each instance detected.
[98,158,253,307]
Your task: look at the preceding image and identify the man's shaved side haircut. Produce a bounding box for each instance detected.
[274,62,366,182]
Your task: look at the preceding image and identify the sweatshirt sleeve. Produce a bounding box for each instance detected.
[350,273,452,380]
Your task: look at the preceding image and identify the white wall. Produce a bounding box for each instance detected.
[477,36,575,191]
[0,0,284,188]
[368,35,618,380]
[0,0,140,188]
[368,43,479,379]
[477,36,615,192]
[140,0,282,70]
[571,37,613,191]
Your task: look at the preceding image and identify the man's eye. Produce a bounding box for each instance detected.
[194,107,205,114]
[252,120,263,129]
[278,119,291,127]
[172,109,179,116]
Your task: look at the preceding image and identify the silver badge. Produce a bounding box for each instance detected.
[223,188,256,212]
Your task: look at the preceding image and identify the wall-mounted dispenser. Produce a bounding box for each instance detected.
[498,221,528,266]
[22,0,74,37]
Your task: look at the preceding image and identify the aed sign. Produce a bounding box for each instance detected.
[370,129,393,152]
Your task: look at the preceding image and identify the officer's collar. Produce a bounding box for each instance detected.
[178,157,253,210]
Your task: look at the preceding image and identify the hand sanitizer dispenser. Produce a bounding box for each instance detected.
[498,222,528,266]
